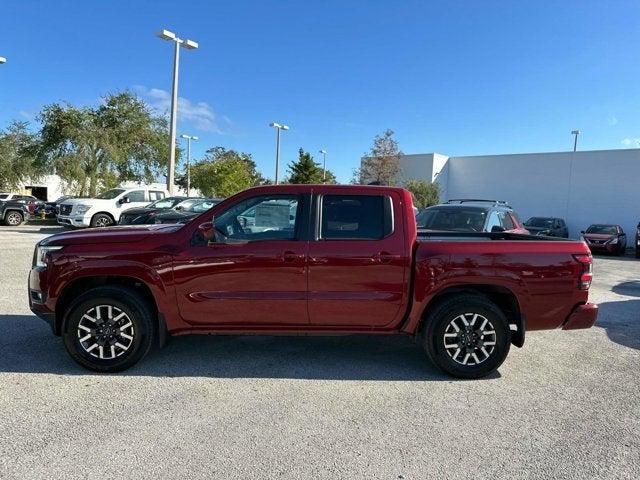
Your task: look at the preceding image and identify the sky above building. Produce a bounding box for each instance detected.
[1,0,639,183]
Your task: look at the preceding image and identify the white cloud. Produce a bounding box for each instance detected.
[134,85,232,134]
[621,138,640,147]
[607,115,618,126]
[19,110,35,121]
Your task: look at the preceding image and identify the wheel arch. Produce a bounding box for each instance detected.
[55,275,167,346]
[418,284,525,348]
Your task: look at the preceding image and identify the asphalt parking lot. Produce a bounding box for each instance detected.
[0,224,638,479]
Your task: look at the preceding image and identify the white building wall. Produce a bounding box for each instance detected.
[443,149,640,238]
[397,154,435,184]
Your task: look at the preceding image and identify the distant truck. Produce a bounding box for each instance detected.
[57,187,166,228]
[30,185,597,378]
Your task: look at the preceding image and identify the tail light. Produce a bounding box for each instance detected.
[573,254,593,290]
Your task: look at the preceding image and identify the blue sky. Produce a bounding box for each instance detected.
[1,0,639,183]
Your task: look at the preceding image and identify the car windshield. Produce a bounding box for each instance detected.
[96,189,125,200]
[191,199,221,213]
[0,194,8,199]
[148,197,184,209]
[526,217,555,228]
[416,207,487,231]
[586,225,618,235]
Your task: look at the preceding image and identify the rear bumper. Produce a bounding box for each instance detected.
[562,303,598,330]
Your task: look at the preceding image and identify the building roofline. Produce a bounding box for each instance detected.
[404,147,639,159]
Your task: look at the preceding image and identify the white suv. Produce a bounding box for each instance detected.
[57,187,166,228]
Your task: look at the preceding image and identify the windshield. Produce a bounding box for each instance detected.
[148,197,184,209]
[416,207,487,232]
[586,225,618,235]
[526,217,555,228]
[96,189,125,200]
[0,194,8,199]
[191,199,221,213]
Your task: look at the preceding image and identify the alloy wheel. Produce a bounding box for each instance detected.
[443,313,497,366]
[6,212,22,225]
[77,305,135,360]
[95,217,112,227]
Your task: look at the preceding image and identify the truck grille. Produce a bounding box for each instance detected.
[60,205,72,215]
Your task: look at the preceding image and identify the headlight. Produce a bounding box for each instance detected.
[35,245,63,268]
[607,237,618,245]
[74,204,91,215]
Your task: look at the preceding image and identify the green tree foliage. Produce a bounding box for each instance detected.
[286,148,336,184]
[353,129,403,185]
[37,91,172,196]
[0,121,47,190]
[183,147,265,197]
[405,179,440,209]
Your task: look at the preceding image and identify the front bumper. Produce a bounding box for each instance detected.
[57,213,91,228]
[28,268,57,334]
[562,303,598,330]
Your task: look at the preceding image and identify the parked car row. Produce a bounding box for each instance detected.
[415,199,637,257]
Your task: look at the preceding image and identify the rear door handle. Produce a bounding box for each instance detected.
[282,251,304,262]
[373,252,400,264]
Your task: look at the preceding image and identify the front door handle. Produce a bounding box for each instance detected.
[282,251,304,262]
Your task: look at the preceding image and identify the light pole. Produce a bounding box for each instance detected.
[269,122,289,184]
[571,130,580,152]
[180,134,198,196]
[156,29,199,194]
[319,149,327,182]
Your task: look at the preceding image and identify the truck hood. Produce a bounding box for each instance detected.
[41,224,183,246]
[59,198,114,209]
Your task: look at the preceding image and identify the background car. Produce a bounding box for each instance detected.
[0,200,32,226]
[34,195,76,218]
[581,224,627,256]
[523,217,569,237]
[416,199,529,234]
[118,196,189,225]
[154,198,223,224]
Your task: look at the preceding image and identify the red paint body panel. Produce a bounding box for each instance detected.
[29,184,597,341]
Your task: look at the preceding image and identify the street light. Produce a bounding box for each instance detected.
[319,149,327,182]
[571,130,581,152]
[156,29,199,194]
[0,57,6,64]
[269,122,289,184]
[180,134,198,196]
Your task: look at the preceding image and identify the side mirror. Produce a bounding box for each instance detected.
[580,230,585,234]
[119,196,130,204]
[198,221,215,243]
[491,225,506,233]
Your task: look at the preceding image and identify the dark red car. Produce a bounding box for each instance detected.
[29,185,597,378]
[581,224,627,256]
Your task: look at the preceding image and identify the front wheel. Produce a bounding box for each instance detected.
[4,210,24,226]
[91,213,114,228]
[421,295,511,379]
[62,286,155,372]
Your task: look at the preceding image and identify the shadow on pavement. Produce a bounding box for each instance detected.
[1,226,66,234]
[0,314,489,381]
[611,281,640,297]
[596,299,640,350]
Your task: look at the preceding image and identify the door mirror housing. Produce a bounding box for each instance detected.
[198,221,215,242]
[491,225,506,233]
[119,196,130,204]
[580,230,585,234]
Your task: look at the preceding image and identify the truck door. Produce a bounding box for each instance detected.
[173,193,309,326]
[307,191,410,328]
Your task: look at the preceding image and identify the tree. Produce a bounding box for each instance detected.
[286,148,336,184]
[405,179,440,209]
[354,129,403,185]
[182,147,265,197]
[37,91,173,196]
[0,121,48,190]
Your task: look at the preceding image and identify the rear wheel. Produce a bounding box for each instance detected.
[90,213,114,227]
[62,286,155,372]
[4,210,24,226]
[421,294,511,379]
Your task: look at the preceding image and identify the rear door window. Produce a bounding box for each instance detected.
[126,190,146,202]
[320,195,392,240]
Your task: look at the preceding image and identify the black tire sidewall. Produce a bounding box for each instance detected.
[424,296,511,379]
[62,288,154,372]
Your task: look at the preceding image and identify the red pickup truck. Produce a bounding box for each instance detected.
[29,185,598,378]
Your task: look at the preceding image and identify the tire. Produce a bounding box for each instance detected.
[4,210,24,226]
[62,286,155,372]
[635,247,640,259]
[420,294,511,379]
[90,213,114,228]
